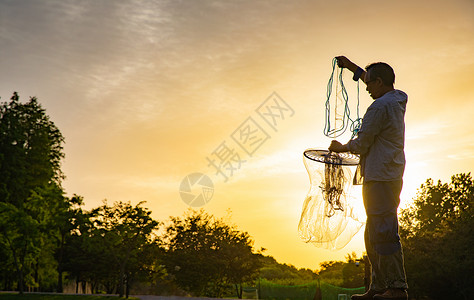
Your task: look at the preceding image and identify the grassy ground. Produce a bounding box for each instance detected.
[0,293,139,300]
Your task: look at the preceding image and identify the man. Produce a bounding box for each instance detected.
[329,56,408,300]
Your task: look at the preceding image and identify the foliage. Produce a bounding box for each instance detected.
[63,201,160,297]
[163,209,261,298]
[0,92,64,204]
[341,253,366,288]
[258,278,365,300]
[317,261,344,286]
[400,173,474,300]
[0,293,138,300]
[258,255,317,285]
[0,93,66,293]
[317,252,364,288]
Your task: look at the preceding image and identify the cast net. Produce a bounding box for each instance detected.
[298,149,364,250]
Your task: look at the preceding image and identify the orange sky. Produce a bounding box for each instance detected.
[1,0,473,270]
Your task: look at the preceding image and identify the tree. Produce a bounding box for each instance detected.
[62,210,101,294]
[0,92,65,293]
[258,255,318,285]
[0,201,41,293]
[89,200,159,297]
[317,253,364,288]
[163,210,261,298]
[0,92,64,205]
[400,173,474,300]
[341,252,365,288]
[49,194,86,292]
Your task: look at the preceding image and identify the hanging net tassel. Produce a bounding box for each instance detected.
[321,152,346,217]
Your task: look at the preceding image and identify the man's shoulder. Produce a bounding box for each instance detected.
[378,89,407,101]
[375,90,407,106]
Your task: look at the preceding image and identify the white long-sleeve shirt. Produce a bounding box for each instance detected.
[348,89,407,182]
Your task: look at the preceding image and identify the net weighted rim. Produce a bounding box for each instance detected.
[304,149,359,166]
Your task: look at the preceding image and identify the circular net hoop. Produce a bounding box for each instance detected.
[304,149,359,166]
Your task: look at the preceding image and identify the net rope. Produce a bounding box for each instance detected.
[324,58,362,139]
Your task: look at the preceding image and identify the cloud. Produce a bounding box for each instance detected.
[406,120,450,141]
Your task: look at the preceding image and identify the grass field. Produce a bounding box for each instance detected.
[0,293,139,300]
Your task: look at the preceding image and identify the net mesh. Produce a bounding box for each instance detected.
[242,287,258,299]
[299,150,364,250]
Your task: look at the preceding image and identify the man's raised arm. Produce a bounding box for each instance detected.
[336,56,367,84]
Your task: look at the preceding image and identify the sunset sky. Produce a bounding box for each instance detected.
[1,0,473,270]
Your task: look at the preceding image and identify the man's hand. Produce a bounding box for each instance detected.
[329,140,349,153]
[336,56,354,69]
[335,56,366,83]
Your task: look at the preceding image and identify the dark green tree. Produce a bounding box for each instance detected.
[400,173,474,300]
[62,210,100,294]
[0,92,65,293]
[49,194,86,292]
[89,200,159,297]
[0,201,41,293]
[259,255,318,285]
[0,92,64,204]
[63,200,161,297]
[163,210,261,298]
[316,253,364,288]
[341,252,364,288]
[318,260,345,286]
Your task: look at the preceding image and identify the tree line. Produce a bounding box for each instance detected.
[399,173,473,300]
[0,93,319,298]
[0,93,472,300]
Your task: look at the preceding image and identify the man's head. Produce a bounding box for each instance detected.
[364,62,395,99]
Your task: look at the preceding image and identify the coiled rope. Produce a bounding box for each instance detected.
[323,58,362,139]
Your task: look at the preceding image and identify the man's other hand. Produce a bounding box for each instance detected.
[329,140,349,153]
